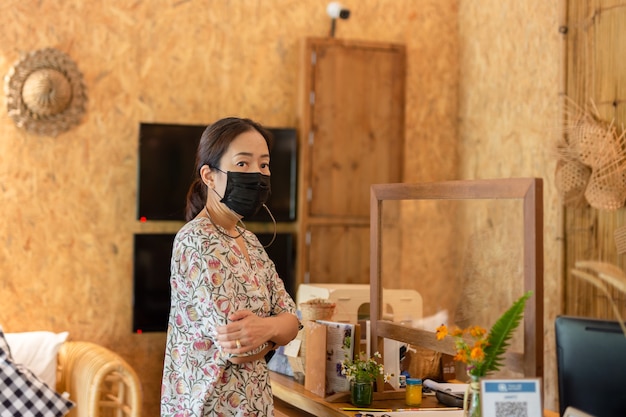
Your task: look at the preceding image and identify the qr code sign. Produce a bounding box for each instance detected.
[495,401,528,417]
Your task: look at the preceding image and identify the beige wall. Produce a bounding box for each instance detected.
[456,1,564,410]
[0,0,563,414]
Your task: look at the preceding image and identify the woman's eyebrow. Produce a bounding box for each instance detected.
[232,151,270,159]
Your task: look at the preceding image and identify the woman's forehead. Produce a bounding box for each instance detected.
[225,130,269,157]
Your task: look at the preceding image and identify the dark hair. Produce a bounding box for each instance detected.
[185,117,274,221]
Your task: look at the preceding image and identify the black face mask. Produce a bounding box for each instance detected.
[216,169,271,218]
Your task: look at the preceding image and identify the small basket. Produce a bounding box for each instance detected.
[299,299,336,322]
[584,161,626,210]
[563,99,621,169]
[570,117,617,169]
[555,159,591,208]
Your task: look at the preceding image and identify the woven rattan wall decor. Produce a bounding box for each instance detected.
[4,48,87,136]
[556,97,626,210]
[562,0,626,320]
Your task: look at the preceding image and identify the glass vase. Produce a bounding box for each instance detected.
[350,379,374,407]
[464,375,481,417]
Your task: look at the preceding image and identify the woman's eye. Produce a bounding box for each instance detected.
[236,161,247,167]
[261,163,270,169]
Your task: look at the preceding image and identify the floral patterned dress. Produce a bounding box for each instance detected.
[161,217,297,417]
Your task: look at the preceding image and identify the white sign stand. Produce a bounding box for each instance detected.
[481,378,542,417]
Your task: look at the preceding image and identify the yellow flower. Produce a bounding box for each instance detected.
[454,350,468,363]
[469,325,487,338]
[470,346,485,362]
[435,324,448,340]
[436,291,533,378]
[452,328,464,337]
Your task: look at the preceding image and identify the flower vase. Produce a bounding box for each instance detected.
[464,375,481,417]
[350,379,374,407]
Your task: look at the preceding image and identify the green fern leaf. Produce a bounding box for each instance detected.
[475,290,533,376]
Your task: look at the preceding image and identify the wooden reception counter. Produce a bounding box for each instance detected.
[270,372,559,417]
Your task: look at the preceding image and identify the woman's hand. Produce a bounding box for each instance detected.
[228,343,272,364]
[215,309,299,362]
[215,310,273,356]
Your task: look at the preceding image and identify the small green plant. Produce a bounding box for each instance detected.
[341,351,391,383]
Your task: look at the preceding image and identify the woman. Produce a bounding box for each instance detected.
[161,117,300,416]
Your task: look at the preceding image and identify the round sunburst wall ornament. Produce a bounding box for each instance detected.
[4,48,87,136]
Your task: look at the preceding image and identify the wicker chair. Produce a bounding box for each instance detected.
[56,341,142,417]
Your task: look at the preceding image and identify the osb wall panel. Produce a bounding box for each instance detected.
[454,0,564,411]
[0,1,458,415]
[396,0,564,409]
[397,0,460,321]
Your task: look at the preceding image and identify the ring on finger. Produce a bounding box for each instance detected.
[236,339,241,349]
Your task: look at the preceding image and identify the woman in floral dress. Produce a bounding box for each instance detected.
[161,117,300,416]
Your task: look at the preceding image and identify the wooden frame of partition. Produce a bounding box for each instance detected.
[370,178,544,392]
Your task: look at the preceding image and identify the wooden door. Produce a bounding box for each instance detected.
[297,38,406,285]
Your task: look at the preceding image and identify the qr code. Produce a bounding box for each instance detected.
[495,401,528,417]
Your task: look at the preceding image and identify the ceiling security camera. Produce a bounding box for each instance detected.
[327,2,350,20]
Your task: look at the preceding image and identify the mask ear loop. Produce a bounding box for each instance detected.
[204,205,246,239]
[260,204,277,248]
[204,175,247,239]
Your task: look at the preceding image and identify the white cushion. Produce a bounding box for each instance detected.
[5,330,69,389]
[0,326,75,416]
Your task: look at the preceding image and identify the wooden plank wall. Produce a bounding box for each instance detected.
[563,0,626,319]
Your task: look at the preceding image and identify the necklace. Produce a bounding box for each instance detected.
[204,205,246,239]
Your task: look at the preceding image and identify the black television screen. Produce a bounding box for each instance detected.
[133,233,174,332]
[133,232,296,333]
[137,123,297,222]
[555,315,626,416]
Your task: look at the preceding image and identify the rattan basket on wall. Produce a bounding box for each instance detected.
[555,98,626,210]
[4,48,87,136]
